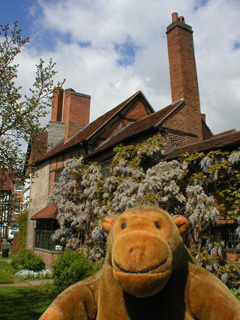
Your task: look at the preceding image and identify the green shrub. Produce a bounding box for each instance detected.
[18,210,28,251]
[11,249,45,272]
[52,249,96,294]
[231,287,240,301]
[217,262,240,289]
[10,255,20,270]
[191,245,240,290]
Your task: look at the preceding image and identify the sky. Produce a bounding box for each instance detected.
[0,0,240,134]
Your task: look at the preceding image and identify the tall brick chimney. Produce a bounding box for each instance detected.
[166,13,203,140]
[63,89,91,142]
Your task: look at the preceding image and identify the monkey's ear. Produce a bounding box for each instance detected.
[102,215,118,233]
[172,215,189,236]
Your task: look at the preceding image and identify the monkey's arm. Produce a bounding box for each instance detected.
[40,271,101,320]
[187,263,240,320]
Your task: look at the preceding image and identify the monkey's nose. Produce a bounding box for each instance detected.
[129,247,145,264]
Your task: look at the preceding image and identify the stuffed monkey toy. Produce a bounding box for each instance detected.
[40,206,240,319]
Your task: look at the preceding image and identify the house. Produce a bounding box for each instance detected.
[0,173,23,245]
[25,13,240,268]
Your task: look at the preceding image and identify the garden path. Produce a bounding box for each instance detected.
[0,279,53,287]
[0,258,53,287]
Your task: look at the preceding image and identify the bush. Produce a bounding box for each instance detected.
[18,210,28,251]
[218,262,240,289]
[231,287,240,301]
[191,245,240,290]
[11,249,45,272]
[52,249,97,294]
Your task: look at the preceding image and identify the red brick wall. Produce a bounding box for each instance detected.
[34,248,60,269]
[161,129,198,149]
[63,90,91,142]
[163,104,200,145]
[202,120,214,140]
[226,252,240,262]
[126,101,150,121]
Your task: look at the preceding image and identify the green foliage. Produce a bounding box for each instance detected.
[52,249,97,294]
[0,261,15,284]
[185,149,240,218]
[231,287,240,301]
[18,210,28,251]
[191,245,240,289]
[218,262,240,289]
[112,135,164,171]
[11,249,45,272]
[112,144,139,169]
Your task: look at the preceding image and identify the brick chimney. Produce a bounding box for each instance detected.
[48,89,65,150]
[63,89,91,142]
[166,13,203,140]
[48,88,91,149]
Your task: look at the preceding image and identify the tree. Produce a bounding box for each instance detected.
[0,21,63,181]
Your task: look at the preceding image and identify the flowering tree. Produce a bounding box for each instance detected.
[0,22,63,180]
[51,137,240,287]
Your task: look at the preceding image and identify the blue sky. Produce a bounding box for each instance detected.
[0,0,33,37]
[1,0,240,133]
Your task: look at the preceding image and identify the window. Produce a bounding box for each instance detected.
[15,183,23,191]
[54,170,62,183]
[34,220,62,251]
[0,191,10,223]
[213,224,239,251]
[101,159,112,178]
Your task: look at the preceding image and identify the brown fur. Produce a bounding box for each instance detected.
[40,206,240,319]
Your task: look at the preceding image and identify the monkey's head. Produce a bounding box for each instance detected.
[102,206,189,298]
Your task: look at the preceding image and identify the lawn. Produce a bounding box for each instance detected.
[0,259,56,319]
[0,261,15,284]
[0,286,55,320]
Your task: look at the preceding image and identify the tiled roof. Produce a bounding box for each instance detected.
[164,130,240,160]
[87,100,184,158]
[31,205,58,220]
[32,90,153,165]
[213,129,236,138]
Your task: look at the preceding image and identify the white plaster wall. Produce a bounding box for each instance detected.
[26,161,50,250]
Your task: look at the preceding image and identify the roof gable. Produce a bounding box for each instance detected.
[87,100,184,158]
[31,91,154,165]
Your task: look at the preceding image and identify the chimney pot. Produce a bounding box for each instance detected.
[172,12,178,22]
[179,16,185,23]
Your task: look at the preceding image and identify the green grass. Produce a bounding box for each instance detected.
[0,261,15,284]
[0,253,15,259]
[0,286,56,319]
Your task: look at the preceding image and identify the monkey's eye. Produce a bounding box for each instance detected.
[121,222,127,229]
[155,221,161,230]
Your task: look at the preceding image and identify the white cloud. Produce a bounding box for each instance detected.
[18,0,240,134]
